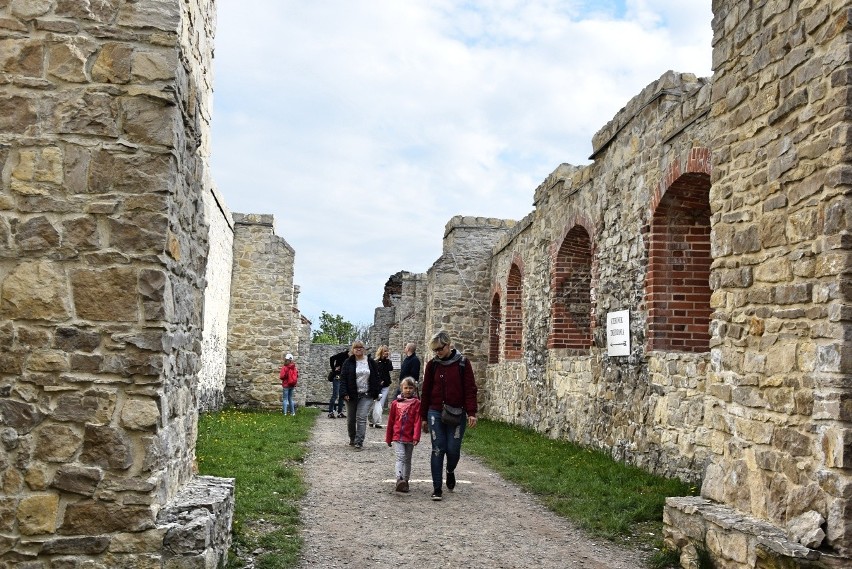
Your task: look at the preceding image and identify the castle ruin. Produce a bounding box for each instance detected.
[0,1,850,568]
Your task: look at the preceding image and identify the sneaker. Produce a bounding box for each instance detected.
[348,439,354,446]
[328,412,335,419]
[446,471,456,491]
[431,490,442,501]
[373,424,383,429]
[354,444,363,451]
[337,412,346,418]
[401,480,410,493]
[369,423,374,428]
[395,479,405,492]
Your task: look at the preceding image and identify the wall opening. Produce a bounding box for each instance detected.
[504,264,523,360]
[489,292,501,364]
[646,172,712,352]
[548,225,593,349]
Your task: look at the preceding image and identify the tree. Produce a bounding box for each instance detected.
[311,311,359,344]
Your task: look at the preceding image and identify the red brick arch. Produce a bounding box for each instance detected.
[504,261,524,360]
[489,289,501,364]
[549,217,596,349]
[646,147,712,352]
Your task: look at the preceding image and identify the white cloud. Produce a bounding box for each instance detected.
[211,0,713,327]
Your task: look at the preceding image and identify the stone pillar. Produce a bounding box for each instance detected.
[665,1,852,566]
[225,213,299,410]
[425,216,516,380]
[0,0,233,566]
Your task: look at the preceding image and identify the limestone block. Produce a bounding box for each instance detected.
[121,95,179,147]
[55,0,121,22]
[80,424,133,470]
[71,267,138,322]
[0,261,72,322]
[707,525,750,564]
[51,465,103,496]
[15,216,60,249]
[24,464,49,490]
[47,37,99,83]
[108,529,168,554]
[18,493,59,535]
[118,0,180,31]
[93,42,133,84]
[41,535,110,555]
[53,389,116,425]
[786,510,825,549]
[0,497,15,532]
[34,422,82,462]
[0,39,44,77]
[0,95,38,135]
[121,397,161,430]
[59,501,155,534]
[10,0,51,19]
[0,399,45,433]
[12,147,63,185]
[1,466,23,494]
[54,90,121,138]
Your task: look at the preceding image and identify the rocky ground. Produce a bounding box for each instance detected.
[297,412,650,568]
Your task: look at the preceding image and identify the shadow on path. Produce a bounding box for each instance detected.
[298,413,648,569]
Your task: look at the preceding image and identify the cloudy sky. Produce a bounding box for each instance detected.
[210,0,713,328]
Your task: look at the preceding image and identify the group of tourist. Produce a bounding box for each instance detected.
[278,331,478,501]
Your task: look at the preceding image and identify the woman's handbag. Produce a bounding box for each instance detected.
[441,403,464,426]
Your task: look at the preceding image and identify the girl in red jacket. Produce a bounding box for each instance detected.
[279,353,299,415]
[385,377,421,493]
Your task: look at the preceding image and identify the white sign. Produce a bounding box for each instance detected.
[607,310,630,357]
[390,352,402,369]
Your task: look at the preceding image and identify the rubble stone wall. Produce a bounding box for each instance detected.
[0,0,233,566]
[225,213,301,410]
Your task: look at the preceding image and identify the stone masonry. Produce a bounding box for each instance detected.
[368,2,851,567]
[225,213,304,411]
[0,0,234,567]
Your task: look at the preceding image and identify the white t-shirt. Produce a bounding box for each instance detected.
[355,358,370,394]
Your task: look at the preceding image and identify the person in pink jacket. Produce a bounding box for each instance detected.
[279,353,299,415]
[385,377,422,493]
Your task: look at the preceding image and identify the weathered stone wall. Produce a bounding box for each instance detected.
[484,72,714,482]
[388,271,428,380]
[424,217,517,379]
[0,0,233,566]
[677,0,850,565]
[225,213,301,410]
[303,343,349,407]
[199,186,233,412]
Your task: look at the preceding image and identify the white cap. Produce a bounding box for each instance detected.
[285,353,294,360]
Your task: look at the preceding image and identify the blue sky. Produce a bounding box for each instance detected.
[210,0,713,328]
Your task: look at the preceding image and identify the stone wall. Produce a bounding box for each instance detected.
[0,0,233,566]
[225,213,301,410]
[364,1,852,565]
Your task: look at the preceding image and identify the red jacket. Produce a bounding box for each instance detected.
[279,363,298,388]
[385,395,422,444]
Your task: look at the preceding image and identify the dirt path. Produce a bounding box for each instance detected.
[298,413,649,569]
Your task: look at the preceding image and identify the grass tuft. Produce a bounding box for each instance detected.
[196,407,317,568]
[464,418,697,557]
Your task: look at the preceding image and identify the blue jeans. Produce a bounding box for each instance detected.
[282,387,295,415]
[328,378,344,414]
[427,409,466,492]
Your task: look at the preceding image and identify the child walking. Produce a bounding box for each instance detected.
[385,377,421,493]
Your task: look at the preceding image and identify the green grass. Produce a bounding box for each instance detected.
[196,407,318,569]
[464,419,697,563]
[197,410,695,568]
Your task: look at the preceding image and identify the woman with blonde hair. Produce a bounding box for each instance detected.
[340,340,380,450]
[371,345,393,428]
[420,330,477,500]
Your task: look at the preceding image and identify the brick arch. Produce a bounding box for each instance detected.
[504,263,523,360]
[549,224,594,349]
[646,150,712,352]
[489,291,501,364]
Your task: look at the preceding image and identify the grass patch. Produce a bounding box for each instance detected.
[196,407,318,569]
[464,419,697,559]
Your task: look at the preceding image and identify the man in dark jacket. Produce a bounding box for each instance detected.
[396,342,421,397]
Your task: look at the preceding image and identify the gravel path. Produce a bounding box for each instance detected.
[298,412,649,569]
